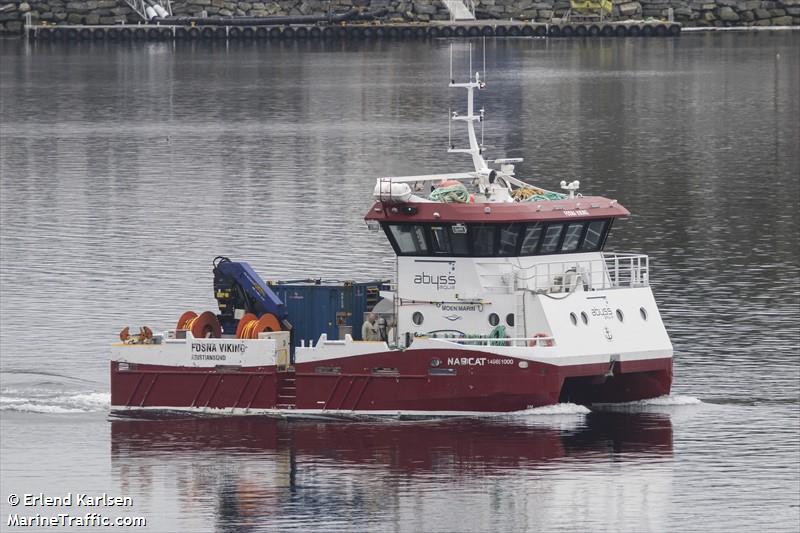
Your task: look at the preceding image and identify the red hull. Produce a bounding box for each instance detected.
[110,351,672,414]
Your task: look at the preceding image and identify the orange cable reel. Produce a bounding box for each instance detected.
[176,311,198,330]
[176,310,221,338]
[235,313,258,339]
[236,313,282,339]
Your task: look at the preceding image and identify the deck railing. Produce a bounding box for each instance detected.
[506,252,650,293]
[430,335,556,348]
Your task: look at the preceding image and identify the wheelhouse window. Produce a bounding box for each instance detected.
[497,224,522,256]
[581,219,608,252]
[561,222,584,253]
[519,223,543,255]
[387,224,428,255]
[430,224,469,255]
[472,225,495,256]
[539,223,565,254]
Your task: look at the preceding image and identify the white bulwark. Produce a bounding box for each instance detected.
[111,331,287,368]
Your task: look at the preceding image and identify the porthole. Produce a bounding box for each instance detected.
[581,311,589,325]
[570,312,578,326]
[616,309,624,322]
[506,313,515,327]
[640,307,648,321]
[412,312,424,325]
[488,313,500,326]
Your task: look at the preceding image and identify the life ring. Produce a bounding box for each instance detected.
[528,333,554,347]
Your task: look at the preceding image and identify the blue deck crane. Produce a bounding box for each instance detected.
[212,256,291,335]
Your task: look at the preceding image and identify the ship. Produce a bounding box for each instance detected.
[110,49,673,417]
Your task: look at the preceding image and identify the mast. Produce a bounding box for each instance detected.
[448,44,488,173]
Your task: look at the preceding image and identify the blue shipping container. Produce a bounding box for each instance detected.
[272,280,389,348]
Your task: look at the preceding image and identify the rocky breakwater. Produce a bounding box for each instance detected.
[1,0,798,33]
[471,0,799,26]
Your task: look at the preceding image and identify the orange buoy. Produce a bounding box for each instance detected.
[119,327,130,342]
[439,179,462,188]
[235,313,258,339]
[177,311,198,330]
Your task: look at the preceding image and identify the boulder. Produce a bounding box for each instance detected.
[740,9,755,19]
[754,6,771,15]
[716,5,739,18]
[770,13,792,21]
[110,6,130,15]
[414,3,438,14]
[66,11,82,22]
[618,1,640,15]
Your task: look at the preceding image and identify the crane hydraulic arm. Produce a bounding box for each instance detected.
[212,256,290,335]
